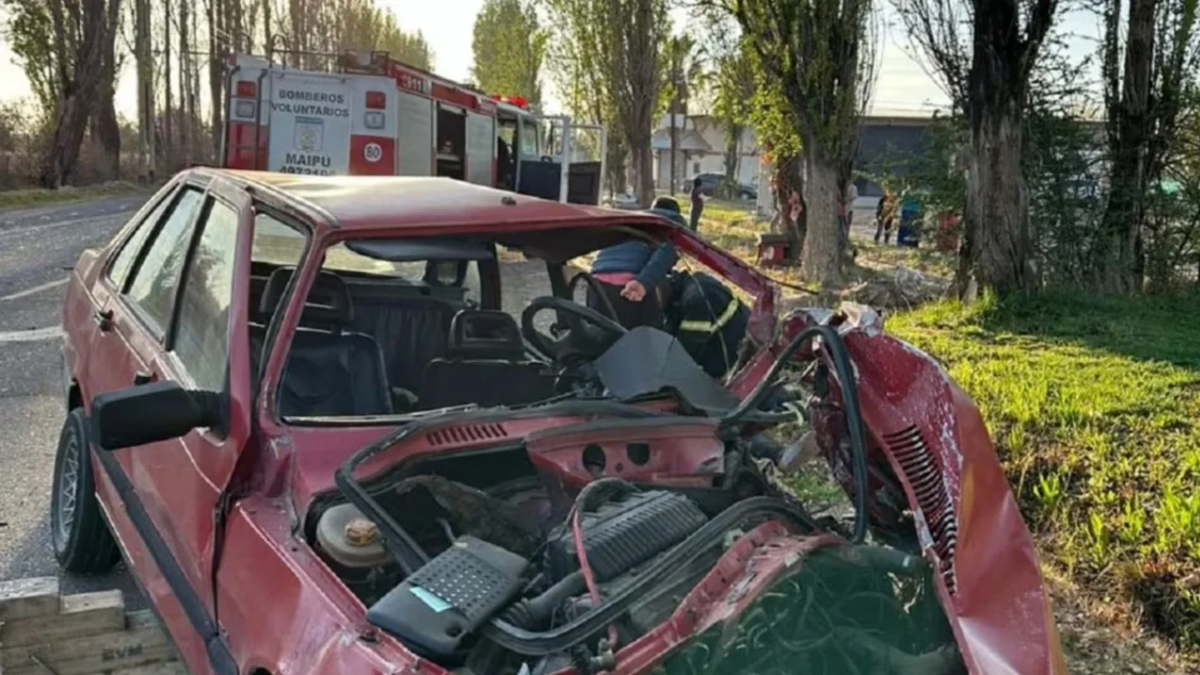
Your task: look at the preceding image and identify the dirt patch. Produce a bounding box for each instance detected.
[1045,567,1197,674]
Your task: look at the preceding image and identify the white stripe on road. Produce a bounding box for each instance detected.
[0,277,68,302]
[0,327,63,343]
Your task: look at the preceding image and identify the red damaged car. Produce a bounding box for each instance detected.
[54,169,1066,675]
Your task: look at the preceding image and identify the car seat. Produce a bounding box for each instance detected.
[250,268,393,418]
[418,310,555,409]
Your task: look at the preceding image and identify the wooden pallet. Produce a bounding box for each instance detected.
[0,577,186,675]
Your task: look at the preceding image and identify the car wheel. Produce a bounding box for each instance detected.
[51,408,120,573]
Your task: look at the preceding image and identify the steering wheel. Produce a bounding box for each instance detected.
[566,271,621,323]
[520,296,628,364]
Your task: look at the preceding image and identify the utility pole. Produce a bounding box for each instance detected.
[669,37,679,196]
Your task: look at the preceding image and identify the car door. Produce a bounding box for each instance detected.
[86,175,254,639]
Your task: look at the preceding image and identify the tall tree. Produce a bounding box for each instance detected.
[6,0,123,185]
[470,0,546,105]
[338,0,433,69]
[663,34,706,194]
[606,0,669,205]
[749,59,807,248]
[132,0,156,179]
[712,41,755,197]
[4,0,62,120]
[162,0,173,161]
[42,0,123,186]
[893,0,1060,298]
[543,0,667,202]
[705,0,876,286]
[89,3,121,179]
[1094,0,1200,292]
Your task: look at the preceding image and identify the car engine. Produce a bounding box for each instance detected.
[308,428,790,675]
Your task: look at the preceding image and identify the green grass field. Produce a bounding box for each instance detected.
[889,292,1200,648]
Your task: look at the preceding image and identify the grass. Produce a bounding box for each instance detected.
[888,291,1200,649]
[0,181,149,210]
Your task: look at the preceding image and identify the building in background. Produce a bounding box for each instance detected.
[650,110,938,208]
[651,114,759,192]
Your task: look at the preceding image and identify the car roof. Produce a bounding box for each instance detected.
[198,168,667,233]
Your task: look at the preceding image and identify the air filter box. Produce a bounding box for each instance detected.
[546,489,707,582]
[367,536,528,657]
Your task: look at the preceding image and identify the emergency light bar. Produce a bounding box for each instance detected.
[491,94,529,109]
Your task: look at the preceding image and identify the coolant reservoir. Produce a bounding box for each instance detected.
[315,503,391,569]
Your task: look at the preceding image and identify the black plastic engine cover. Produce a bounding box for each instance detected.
[546,490,707,582]
[367,536,528,657]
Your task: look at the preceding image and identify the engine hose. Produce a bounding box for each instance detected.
[483,496,817,656]
[720,324,871,545]
[500,571,587,629]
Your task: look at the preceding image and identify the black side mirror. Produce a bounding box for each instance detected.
[91,381,222,451]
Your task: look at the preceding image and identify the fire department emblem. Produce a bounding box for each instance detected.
[294,116,324,152]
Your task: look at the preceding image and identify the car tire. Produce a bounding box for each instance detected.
[51,408,120,574]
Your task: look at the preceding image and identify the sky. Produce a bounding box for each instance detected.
[0,1,1099,121]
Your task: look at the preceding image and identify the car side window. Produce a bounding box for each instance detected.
[108,191,173,290]
[125,188,204,334]
[171,198,239,392]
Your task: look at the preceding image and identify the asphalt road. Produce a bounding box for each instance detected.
[0,193,149,603]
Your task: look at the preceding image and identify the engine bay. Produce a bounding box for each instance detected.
[309,427,809,674]
[304,316,974,675]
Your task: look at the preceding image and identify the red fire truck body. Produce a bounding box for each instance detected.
[221,52,605,205]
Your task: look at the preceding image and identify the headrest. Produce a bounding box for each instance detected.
[447,310,525,360]
[260,267,354,328]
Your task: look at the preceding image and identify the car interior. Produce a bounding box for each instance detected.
[245,217,749,423]
[247,233,573,420]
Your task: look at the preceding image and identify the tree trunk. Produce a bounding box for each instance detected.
[773,151,805,256]
[801,156,841,285]
[41,0,118,188]
[956,108,1030,299]
[90,8,121,181]
[631,136,655,207]
[263,0,273,55]
[179,0,193,164]
[669,44,678,195]
[209,0,225,162]
[1095,0,1156,293]
[162,0,173,168]
[723,123,740,198]
[955,0,1037,300]
[134,0,155,181]
[606,134,626,198]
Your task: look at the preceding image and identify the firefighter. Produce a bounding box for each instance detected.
[660,270,750,379]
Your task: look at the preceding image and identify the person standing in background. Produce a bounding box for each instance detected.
[689,176,705,231]
[874,191,895,245]
[897,188,922,248]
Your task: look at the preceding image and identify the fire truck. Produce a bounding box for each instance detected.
[220,50,607,205]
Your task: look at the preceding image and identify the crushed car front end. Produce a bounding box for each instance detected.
[305,306,1064,675]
